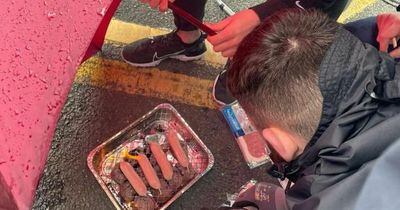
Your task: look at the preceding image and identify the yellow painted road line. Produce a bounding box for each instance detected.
[105,19,227,67]
[75,56,218,109]
[338,0,377,23]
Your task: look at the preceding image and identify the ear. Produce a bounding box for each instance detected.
[261,127,299,162]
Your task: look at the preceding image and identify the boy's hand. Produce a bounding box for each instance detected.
[207,9,261,58]
[377,13,400,58]
[139,0,171,12]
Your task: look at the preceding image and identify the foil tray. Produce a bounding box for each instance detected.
[87,104,214,209]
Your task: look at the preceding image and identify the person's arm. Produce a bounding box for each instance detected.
[250,0,348,20]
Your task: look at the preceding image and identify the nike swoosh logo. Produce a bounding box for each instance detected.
[153,50,185,61]
[295,1,305,9]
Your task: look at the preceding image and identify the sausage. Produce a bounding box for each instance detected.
[137,153,161,190]
[149,141,173,180]
[119,161,147,196]
[166,130,189,168]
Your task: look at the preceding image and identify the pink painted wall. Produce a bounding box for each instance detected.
[0,0,119,209]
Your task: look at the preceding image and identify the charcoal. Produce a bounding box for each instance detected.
[111,163,126,185]
[177,165,195,184]
[132,196,156,210]
[148,156,157,166]
[151,179,174,204]
[135,168,149,187]
[119,181,136,202]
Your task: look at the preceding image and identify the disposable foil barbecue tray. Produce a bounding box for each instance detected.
[87,104,214,210]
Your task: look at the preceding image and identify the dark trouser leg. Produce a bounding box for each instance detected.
[344,17,398,60]
[173,0,207,31]
[344,17,379,48]
[322,0,350,20]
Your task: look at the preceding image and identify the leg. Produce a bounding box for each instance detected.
[173,0,207,31]
[122,0,208,67]
[344,17,379,48]
[324,0,350,20]
[173,0,208,43]
[173,0,207,43]
[345,16,399,62]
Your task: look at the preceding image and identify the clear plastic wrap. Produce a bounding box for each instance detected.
[222,102,271,168]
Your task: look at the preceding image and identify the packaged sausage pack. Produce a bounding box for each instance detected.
[222,102,271,169]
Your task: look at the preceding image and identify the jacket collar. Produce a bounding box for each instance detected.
[308,28,364,146]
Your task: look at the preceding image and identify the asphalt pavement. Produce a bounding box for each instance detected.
[32,0,396,209]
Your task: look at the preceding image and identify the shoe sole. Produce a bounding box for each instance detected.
[212,70,228,107]
[121,51,206,68]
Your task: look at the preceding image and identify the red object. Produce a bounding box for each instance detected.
[0,0,120,208]
[168,2,217,36]
[83,0,122,62]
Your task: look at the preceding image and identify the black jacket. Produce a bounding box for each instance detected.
[285,28,400,209]
[251,0,349,20]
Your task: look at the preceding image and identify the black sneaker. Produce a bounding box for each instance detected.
[122,31,207,67]
[213,69,237,106]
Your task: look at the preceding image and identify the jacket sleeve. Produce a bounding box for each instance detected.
[250,0,349,21]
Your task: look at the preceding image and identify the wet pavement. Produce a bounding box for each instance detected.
[33,0,397,209]
[32,84,274,209]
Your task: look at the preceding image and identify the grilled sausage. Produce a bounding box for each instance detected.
[119,161,147,196]
[137,153,161,190]
[149,141,173,180]
[166,130,189,168]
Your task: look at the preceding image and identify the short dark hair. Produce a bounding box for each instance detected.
[227,9,340,140]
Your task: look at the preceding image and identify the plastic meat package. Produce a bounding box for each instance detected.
[222,102,271,169]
